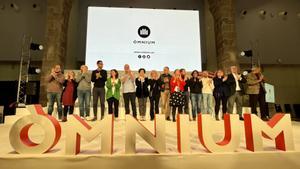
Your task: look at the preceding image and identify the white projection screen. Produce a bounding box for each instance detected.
[85,7,202,71]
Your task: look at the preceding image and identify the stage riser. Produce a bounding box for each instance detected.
[1,153,300,169]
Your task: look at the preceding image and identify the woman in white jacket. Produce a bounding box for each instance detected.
[201,71,215,115]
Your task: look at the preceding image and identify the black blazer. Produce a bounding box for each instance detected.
[91,69,107,88]
[187,77,203,94]
[213,77,230,97]
[62,79,78,102]
[135,77,149,98]
[226,73,247,96]
[148,79,161,98]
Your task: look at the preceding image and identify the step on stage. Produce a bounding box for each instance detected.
[0,108,300,169]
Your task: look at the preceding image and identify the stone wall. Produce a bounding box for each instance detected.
[208,0,239,72]
[39,0,73,106]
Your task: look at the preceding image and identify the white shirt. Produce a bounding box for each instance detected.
[111,79,119,95]
[202,77,214,94]
[122,74,135,93]
[233,73,241,91]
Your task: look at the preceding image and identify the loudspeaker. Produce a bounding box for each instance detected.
[274,104,283,112]
[0,106,4,124]
[293,104,300,118]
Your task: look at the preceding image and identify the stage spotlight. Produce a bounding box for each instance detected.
[28,67,41,74]
[240,10,247,16]
[240,50,253,57]
[259,10,266,16]
[278,11,288,16]
[243,70,251,76]
[258,10,267,19]
[277,58,283,64]
[32,3,41,11]
[10,3,20,12]
[30,43,43,51]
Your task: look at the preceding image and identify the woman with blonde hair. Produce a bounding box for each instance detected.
[169,69,186,122]
[148,70,161,120]
[61,71,78,122]
[213,69,230,120]
[201,70,214,115]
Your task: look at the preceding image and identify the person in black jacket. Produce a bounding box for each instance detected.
[226,66,247,120]
[213,70,230,121]
[91,60,107,121]
[61,71,78,122]
[187,70,203,121]
[135,68,149,121]
[180,68,190,115]
[148,70,161,121]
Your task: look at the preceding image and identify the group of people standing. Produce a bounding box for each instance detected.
[46,60,269,122]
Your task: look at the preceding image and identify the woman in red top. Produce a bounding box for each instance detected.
[169,69,186,122]
[62,71,78,122]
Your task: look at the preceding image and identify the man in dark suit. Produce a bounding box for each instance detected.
[226,66,247,120]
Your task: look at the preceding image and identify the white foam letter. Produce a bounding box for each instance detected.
[244,113,294,151]
[197,114,241,152]
[177,114,191,153]
[65,114,114,155]
[9,105,61,154]
[125,115,165,153]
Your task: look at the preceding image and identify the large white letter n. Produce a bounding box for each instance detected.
[125,115,166,154]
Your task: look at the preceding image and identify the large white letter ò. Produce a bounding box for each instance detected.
[9,105,61,154]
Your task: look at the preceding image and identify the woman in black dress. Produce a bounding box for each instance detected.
[213,70,230,120]
[148,70,161,121]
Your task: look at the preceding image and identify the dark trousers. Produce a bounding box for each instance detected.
[107,97,119,118]
[150,95,160,120]
[183,91,190,114]
[214,95,228,116]
[63,105,74,117]
[249,92,269,118]
[93,87,105,119]
[123,92,137,118]
[172,106,183,120]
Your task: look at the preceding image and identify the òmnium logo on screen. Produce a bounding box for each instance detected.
[138,25,150,38]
